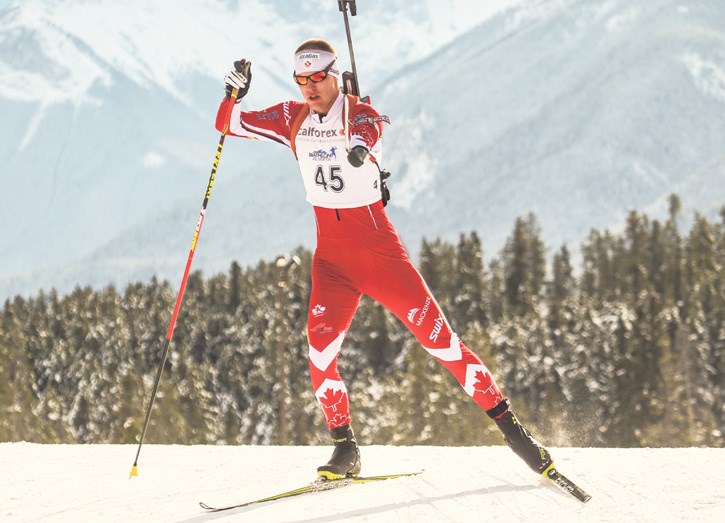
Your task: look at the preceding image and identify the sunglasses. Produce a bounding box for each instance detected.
[293,60,336,86]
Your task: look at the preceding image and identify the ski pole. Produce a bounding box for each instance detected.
[129,87,239,479]
[337,0,362,97]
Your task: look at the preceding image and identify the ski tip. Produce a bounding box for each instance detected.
[543,466,592,504]
[129,465,138,479]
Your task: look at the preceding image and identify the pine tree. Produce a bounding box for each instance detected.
[657,194,690,444]
[501,213,546,316]
[453,232,488,333]
[487,258,505,323]
[683,213,724,444]
[622,211,664,441]
[418,237,456,312]
[494,214,557,429]
[0,305,14,440]
[547,244,575,334]
[0,304,36,441]
[581,229,618,301]
[229,260,243,312]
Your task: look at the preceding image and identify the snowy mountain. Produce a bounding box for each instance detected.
[0,0,515,299]
[377,0,725,254]
[1,0,723,301]
[3,443,724,521]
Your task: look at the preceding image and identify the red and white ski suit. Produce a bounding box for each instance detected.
[216,92,506,429]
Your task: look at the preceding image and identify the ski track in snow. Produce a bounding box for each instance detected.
[2,443,723,522]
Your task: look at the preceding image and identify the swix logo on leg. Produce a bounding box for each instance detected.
[312,304,326,317]
[428,314,445,342]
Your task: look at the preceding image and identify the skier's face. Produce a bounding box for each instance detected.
[297,72,339,115]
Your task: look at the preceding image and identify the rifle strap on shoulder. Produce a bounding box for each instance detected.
[289,103,310,159]
[289,94,359,158]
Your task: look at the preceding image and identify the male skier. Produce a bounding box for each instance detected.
[217,38,554,480]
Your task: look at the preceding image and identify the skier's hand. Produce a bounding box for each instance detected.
[224,59,252,103]
[347,146,368,167]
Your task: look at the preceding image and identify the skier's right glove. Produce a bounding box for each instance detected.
[224,59,252,103]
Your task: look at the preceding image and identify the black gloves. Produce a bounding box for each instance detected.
[224,59,252,103]
[347,146,369,167]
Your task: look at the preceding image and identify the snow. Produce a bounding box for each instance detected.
[681,52,725,104]
[605,7,640,33]
[0,0,514,108]
[383,111,438,210]
[143,151,167,169]
[2,443,723,522]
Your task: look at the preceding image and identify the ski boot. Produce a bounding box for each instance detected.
[317,424,361,480]
[490,404,553,475]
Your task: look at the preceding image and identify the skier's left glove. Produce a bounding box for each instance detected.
[347,146,369,167]
[224,59,252,103]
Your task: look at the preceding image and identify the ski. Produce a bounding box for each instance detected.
[199,470,423,512]
[543,466,592,503]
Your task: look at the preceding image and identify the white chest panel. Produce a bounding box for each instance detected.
[294,111,382,209]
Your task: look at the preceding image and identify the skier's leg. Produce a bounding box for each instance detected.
[367,252,553,474]
[308,255,362,478]
[307,256,361,429]
[366,254,506,411]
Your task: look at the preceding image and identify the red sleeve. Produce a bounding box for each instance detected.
[215,97,236,133]
[215,99,306,148]
[349,101,389,149]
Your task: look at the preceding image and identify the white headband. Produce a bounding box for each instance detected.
[294,49,340,77]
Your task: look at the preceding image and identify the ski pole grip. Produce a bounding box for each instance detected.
[338,0,357,16]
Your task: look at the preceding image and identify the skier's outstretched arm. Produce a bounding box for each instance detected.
[215,58,303,148]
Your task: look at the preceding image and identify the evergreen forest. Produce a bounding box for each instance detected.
[1,195,722,448]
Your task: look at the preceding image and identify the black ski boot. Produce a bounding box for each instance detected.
[317,425,361,480]
[493,408,553,475]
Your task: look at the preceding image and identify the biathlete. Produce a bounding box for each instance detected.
[217,38,554,480]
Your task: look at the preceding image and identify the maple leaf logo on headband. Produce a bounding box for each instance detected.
[304,60,312,68]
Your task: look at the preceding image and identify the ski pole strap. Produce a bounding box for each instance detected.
[344,95,350,151]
